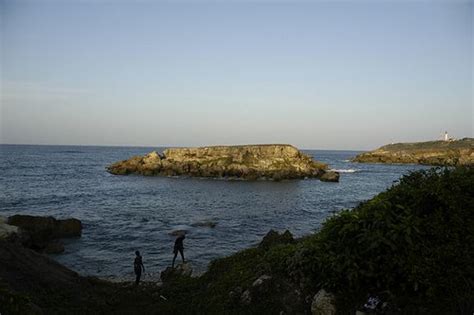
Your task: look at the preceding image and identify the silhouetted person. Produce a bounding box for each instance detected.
[134,250,145,285]
[172,234,185,268]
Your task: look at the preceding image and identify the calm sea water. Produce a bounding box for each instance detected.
[0,144,429,280]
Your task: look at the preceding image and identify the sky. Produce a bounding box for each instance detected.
[1,0,473,150]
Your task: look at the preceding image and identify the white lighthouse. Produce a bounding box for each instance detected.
[443,131,455,141]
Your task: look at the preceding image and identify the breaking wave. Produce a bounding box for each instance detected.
[330,169,360,173]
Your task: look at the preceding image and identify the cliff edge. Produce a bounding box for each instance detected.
[352,138,474,166]
[107,144,339,182]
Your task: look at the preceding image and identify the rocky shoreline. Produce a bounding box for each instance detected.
[352,138,474,166]
[1,168,472,314]
[0,216,330,314]
[1,215,82,254]
[107,144,340,182]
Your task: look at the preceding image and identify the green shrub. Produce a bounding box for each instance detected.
[308,167,474,313]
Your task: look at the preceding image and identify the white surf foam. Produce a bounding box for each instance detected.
[330,169,360,173]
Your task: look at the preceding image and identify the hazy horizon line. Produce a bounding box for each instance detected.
[0,142,369,152]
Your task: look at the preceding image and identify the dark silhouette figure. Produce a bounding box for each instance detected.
[172,234,185,268]
[134,250,145,285]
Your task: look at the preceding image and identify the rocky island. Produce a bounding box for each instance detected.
[352,138,474,166]
[107,144,339,182]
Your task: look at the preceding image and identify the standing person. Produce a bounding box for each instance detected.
[134,250,145,285]
[172,234,185,268]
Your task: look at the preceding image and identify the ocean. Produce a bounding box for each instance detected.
[0,144,429,280]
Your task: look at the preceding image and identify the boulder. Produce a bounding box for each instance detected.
[7,215,82,253]
[44,240,65,254]
[259,229,295,250]
[240,289,252,305]
[252,275,272,287]
[160,263,193,282]
[0,216,18,240]
[228,286,243,303]
[8,215,82,239]
[175,262,193,277]
[56,219,82,238]
[190,220,217,228]
[8,215,57,243]
[311,289,336,315]
[160,267,176,283]
[235,274,275,307]
[251,274,273,294]
[319,171,340,182]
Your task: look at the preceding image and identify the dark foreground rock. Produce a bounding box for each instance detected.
[107,144,339,182]
[160,263,193,283]
[0,238,168,315]
[191,220,217,228]
[0,216,18,240]
[7,215,82,253]
[258,229,295,250]
[352,138,474,166]
[319,171,340,182]
[311,289,336,315]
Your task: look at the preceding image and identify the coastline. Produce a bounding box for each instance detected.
[2,167,473,314]
[0,145,430,280]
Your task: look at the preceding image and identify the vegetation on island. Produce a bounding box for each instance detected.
[352,138,474,166]
[1,167,473,314]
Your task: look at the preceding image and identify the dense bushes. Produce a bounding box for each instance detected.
[300,167,474,312]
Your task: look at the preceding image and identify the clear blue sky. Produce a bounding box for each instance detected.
[1,0,472,150]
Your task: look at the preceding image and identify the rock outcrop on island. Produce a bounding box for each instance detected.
[352,138,474,166]
[107,144,339,182]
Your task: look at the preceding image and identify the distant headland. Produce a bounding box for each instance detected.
[107,144,339,182]
[352,137,474,166]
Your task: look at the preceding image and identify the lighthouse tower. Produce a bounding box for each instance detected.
[444,131,449,141]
